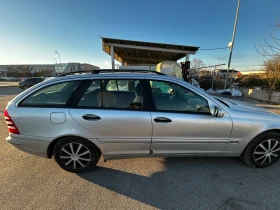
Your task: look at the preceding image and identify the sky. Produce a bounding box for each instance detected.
[0,0,279,71]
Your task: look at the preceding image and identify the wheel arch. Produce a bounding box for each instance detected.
[47,135,106,158]
[241,129,280,155]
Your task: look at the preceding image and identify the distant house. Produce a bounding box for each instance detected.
[198,69,212,77]
[216,69,240,80]
[239,70,266,75]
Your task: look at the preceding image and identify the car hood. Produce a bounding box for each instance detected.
[214,96,273,114]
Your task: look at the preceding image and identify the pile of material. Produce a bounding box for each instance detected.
[206,88,242,97]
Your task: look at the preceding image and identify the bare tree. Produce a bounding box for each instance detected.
[5,65,33,78]
[5,65,19,78]
[38,69,53,77]
[190,58,205,80]
[256,18,280,102]
[264,57,280,101]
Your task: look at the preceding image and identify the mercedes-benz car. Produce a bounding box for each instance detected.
[4,70,280,173]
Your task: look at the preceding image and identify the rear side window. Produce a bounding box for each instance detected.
[106,80,138,91]
[20,81,81,107]
[36,78,44,82]
[78,80,101,108]
[25,78,34,82]
[77,79,143,109]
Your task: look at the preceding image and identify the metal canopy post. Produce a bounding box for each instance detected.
[111,46,115,69]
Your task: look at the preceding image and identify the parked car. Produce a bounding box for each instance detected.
[5,70,280,173]
[18,77,45,89]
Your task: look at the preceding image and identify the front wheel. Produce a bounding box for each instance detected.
[53,137,101,173]
[241,132,280,168]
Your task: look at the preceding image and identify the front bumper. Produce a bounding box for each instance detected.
[6,134,52,158]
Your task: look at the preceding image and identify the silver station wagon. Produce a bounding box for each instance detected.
[5,70,280,173]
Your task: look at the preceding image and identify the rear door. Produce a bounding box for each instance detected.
[148,79,232,155]
[69,79,152,156]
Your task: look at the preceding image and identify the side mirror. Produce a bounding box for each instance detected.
[214,106,225,118]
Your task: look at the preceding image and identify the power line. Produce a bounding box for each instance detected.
[218,58,263,63]
[233,65,263,67]
[199,47,228,51]
[231,60,263,63]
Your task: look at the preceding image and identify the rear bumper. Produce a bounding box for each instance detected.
[6,134,52,158]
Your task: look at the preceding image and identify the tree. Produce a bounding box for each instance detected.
[5,65,33,78]
[37,69,54,77]
[190,58,205,80]
[264,57,280,101]
[256,18,280,102]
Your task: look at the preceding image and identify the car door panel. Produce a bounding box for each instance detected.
[148,79,232,154]
[151,112,232,154]
[69,109,152,155]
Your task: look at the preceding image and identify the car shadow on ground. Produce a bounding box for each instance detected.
[78,157,280,209]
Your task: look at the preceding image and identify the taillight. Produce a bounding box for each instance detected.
[4,110,20,134]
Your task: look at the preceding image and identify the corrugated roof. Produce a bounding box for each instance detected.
[102,37,199,65]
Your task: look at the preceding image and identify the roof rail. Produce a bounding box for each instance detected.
[92,69,166,75]
[58,70,95,77]
[58,69,166,77]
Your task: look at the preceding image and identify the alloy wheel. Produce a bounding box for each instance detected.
[59,142,91,169]
[253,139,280,165]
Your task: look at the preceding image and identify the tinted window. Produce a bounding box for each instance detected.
[36,78,44,82]
[150,80,209,113]
[78,80,101,108]
[78,79,143,109]
[25,78,35,82]
[20,81,81,106]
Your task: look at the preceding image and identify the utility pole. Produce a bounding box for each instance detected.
[224,0,240,89]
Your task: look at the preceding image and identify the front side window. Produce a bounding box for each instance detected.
[78,79,143,109]
[20,81,81,106]
[150,80,210,113]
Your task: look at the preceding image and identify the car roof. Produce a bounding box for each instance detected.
[46,69,174,83]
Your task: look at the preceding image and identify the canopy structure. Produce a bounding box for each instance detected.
[101,37,200,69]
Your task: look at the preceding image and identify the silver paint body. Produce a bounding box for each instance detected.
[5,73,280,160]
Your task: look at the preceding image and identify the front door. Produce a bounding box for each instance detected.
[148,80,232,154]
[70,79,152,156]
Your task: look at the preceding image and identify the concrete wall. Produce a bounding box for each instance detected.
[238,87,280,103]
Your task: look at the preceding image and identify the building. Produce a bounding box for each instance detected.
[53,63,99,75]
[0,63,99,77]
[198,69,212,77]
[239,70,266,75]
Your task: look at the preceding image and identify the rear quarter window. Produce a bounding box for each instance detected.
[20,80,81,107]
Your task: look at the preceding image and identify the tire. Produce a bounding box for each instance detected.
[241,132,280,168]
[23,85,28,90]
[53,137,101,173]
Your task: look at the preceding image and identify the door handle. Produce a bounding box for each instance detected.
[154,117,172,123]
[82,114,101,121]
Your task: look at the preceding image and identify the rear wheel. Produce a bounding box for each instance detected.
[241,132,280,168]
[53,137,100,173]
